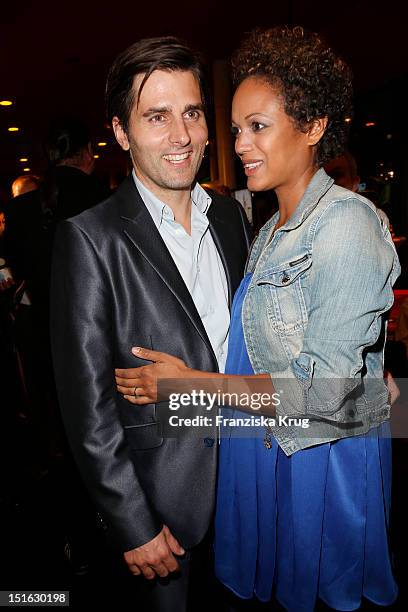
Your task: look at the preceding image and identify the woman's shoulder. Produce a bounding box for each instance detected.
[318,184,384,231]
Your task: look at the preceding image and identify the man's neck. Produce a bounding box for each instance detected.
[135,173,193,235]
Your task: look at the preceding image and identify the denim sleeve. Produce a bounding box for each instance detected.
[278,198,400,420]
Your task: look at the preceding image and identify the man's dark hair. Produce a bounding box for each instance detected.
[232,26,353,165]
[44,116,91,165]
[105,36,208,134]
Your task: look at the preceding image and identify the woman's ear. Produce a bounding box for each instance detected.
[307,117,328,146]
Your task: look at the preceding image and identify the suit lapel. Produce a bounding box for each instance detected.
[115,176,215,355]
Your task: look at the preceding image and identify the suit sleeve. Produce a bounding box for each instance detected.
[50,220,162,551]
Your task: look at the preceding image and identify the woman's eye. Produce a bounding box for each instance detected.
[231,126,240,137]
[251,121,265,132]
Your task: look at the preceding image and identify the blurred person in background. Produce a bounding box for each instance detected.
[3,116,109,575]
[11,175,41,199]
[325,150,391,229]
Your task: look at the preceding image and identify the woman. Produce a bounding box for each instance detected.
[116,26,399,611]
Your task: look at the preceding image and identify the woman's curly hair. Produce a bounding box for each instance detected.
[232,26,353,165]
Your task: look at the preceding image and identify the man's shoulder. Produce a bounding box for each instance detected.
[4,191,42,229]
[5,190,41,214]
[67,189,119,229]
[68,174,137,229]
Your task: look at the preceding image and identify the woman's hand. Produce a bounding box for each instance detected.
[115,347,190,404]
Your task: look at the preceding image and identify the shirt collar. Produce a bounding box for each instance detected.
[132,170,212,229]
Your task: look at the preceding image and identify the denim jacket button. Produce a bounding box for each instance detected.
[281,274,290,284]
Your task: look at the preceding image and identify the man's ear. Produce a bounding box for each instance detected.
[307,117,328,146]
[112,117,130,151]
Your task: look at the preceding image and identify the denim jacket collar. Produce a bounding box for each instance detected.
[247,168,334,273]
[259,168,334,235]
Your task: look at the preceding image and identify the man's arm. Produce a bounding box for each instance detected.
[50,220,183,576]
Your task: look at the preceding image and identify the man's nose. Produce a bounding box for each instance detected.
[168,118,191,147]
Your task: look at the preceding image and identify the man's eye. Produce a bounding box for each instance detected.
[231,126,240,137]
[150,115,166,123]
[251,121,265,132]
[185,110,200,120]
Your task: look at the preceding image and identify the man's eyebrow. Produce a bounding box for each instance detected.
[184,103,205,113]
[142,103,205,117]
[142,106,171,117]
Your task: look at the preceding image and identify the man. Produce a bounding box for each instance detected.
[50,37,250,610]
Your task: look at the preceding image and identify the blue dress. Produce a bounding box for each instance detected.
[214,273,398,611]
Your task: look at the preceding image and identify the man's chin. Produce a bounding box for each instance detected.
[161,173,200,191]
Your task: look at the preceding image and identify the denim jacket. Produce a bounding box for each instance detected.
[242,168,400,455]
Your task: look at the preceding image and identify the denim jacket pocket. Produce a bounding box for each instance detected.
[255,254,312,335]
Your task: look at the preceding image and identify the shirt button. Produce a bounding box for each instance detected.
[204,437,215,447]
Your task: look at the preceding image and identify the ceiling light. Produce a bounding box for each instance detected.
[23,167,31,172]
[94,154,100,159]
[365,121,376,127]
[8,126,19,132]
[19,157,28,162]
[97,142,107,147]
[0,100,13,106]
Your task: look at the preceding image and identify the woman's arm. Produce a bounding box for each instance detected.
[115,346,277,415]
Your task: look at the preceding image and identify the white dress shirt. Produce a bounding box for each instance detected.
[133,172,230,372]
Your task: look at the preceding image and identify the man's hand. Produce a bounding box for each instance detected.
[123,525,185,579]
[115,347,189,405]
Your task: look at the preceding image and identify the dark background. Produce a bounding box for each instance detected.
[1,0,407,230]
